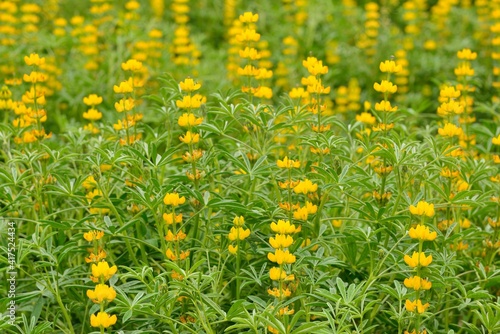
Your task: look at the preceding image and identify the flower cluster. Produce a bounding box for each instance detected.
[236,12,273,99]
[227,215,250,254]
[301,56,331,132]
[113,59,144,146]
[82,93,103,134]
[267,220,296,299]
[177,77,205,183]
[404,201,436,331]
[163,192,189,265]
[13,53,52,144]
[83,230,118,330]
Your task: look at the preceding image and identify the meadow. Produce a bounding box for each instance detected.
[0,0,500,333]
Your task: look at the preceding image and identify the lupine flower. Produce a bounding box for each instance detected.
[86,284,117,303]
[409,201,435,217]
[404,251,432,268]
[90,311,117,328]
[408,225,437,241]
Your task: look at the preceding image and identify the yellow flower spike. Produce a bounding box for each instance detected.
[236,28,261,43]
[267,249,296,264]
[405,299,430,313]
[269,267,287,281]
[90,261,117,283]
[408,225,437,241]
[90,311,117,328]
[270,220,296,234]
[24,53,45,66]
[289,87,309,99]
[179,131,200,144]
[83,230,104,242]
[163,212,183,225]
[373,80,397,94]
[409,201,435,217]
[163,193,186,206]
[277,156,300,169]
[179,78,201,92]
[404,251,433,268]
[83,94,103,106]
[86,284,117,303]
[403,276,432,291]
[379,60,402,73]
[178,113,203,127]
[121,59,143,71]
[239,47,261,60]
[269,234,294,249]
[454,64,474,77]
[239,12,259,23]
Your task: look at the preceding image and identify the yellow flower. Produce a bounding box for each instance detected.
[408,224,437,241]
[178,113,203,127]
[176,94,205,109]
[23,71,46,83]
[24,53,45,66]
[373,80,397,94]
[228,244,238,254]
[179,78,201,92]
[356,112,376,125]
[440,86,460,99]
[86,284,117,303]
[405,299,430,313]
[239,47,261,60]
[403,276,432,291]
[83,108,102,121]
[267,249,296,264]
[457,48,477,60]
[82,175,97,190]
[239,12,259,23]
[409,201,435,217]
[438,123,463,137]
[332,219,343,228]
[114,98,135,112]
[237,64,260,77]
[289,87,309,99]
[267,287,291,298]
[236,28,261,43]
[374,100,397,112]
[113,78,134,93]
[163,212,183,224]
[83,94,103,106]
[492,135,500,145]
[404,251,432,268]
[121,59,143,71]
[293,179,318,194]
[277,156,300,169]
[233,216,245,226]
[165,229,187,242]
[379,60,402,73]
[293,207,308,220]
[228,227,251,241]
[163,193,186,206]
[269,234,294,249]
[83,230,104,242]
[90,261,117,283]
[179,131,200,144]
[270,220,296,234]
[269,267,287,281]
[90,311,117,328]
[454,63,474,77]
